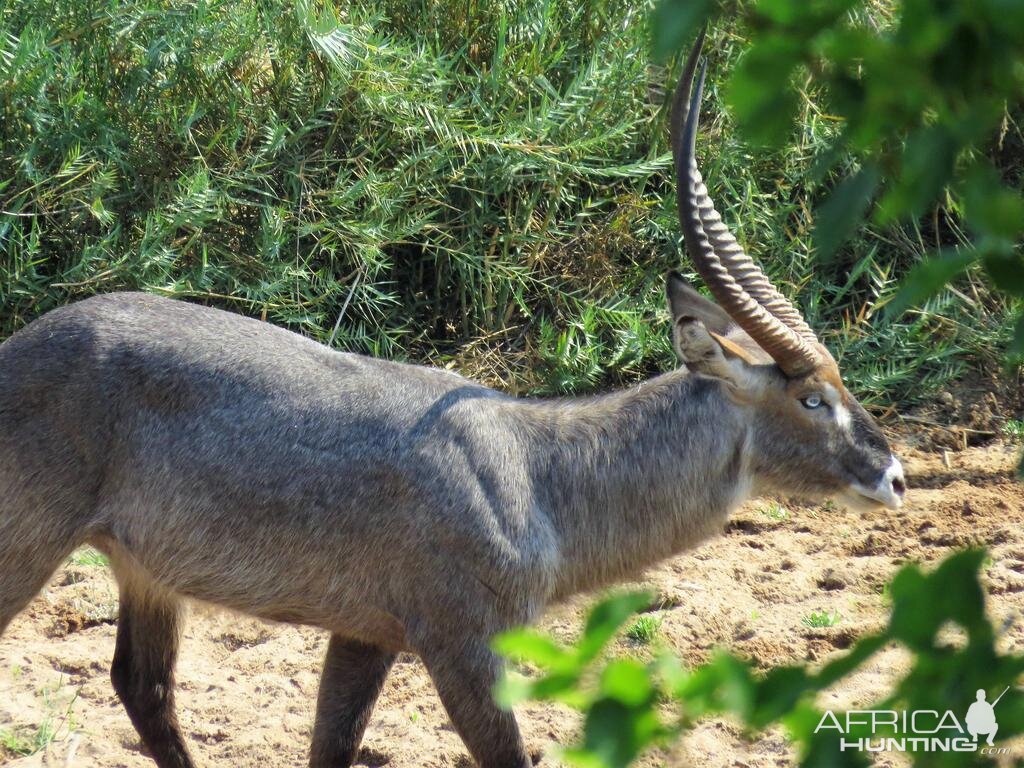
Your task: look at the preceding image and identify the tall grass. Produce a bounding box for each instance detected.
[0,0,1015,405]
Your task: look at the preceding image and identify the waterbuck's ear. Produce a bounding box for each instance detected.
[666,271,735,337]
[665,272,771,368]
[667,273,756,383]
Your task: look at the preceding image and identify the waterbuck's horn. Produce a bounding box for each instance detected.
[672,34,822,377]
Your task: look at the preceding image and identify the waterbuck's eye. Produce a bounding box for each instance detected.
[801,393,823,409]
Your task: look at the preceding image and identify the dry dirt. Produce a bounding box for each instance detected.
[1,440,1023,768]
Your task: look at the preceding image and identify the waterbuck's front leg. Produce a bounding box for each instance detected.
[417,633,532,768]
[310,635,396,767]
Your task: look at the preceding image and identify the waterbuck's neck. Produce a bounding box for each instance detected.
[521,370,751,599]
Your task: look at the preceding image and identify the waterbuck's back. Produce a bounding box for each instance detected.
[0,292,544,649]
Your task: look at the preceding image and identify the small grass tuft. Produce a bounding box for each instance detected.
[0,674,81,757]
[802,610,842,629]
[0,712,65,757]
[1002,420,1024,442]
[67,547,109,568]
[0,726,35,756]
[625,615,662,644]
[760,502,789,521]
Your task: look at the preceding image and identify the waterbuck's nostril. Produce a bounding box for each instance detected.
[877,456,906,509]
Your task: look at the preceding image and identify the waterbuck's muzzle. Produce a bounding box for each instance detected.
[848,455,906,510]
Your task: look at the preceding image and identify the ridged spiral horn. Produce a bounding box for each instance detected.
[671,34,822,377]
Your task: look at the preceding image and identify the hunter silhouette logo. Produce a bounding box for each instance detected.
[965,687,1008,747]
[815,687,1013,754]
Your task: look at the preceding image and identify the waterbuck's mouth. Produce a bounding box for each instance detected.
[837,488,901,512]
[839,457,907,512]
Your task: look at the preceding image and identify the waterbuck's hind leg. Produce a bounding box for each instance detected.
[0,532,80,636]
[417,634,532,768]
[0,481,87,637]
[309,635,396,768]
[109,572,194,768]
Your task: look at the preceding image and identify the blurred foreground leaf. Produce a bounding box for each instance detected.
[495,550,1024,767]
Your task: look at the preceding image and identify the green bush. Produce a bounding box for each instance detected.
[0,0,1016,405]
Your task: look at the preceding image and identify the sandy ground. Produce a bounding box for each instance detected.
[1,439,1022,768]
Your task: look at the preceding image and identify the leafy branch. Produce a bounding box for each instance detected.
[651,0,1024,363]
[495,549,1024,767]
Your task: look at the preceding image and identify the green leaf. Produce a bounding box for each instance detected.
[983,253,1024,296]
[877,126,957,223]
[491,629,571,669]
[492,670,535,709]
[557,748,607,768]
[802,730,872,767]
[815,633,887,687]
[675,652,756,719]
[885,249,977,319]
[782,702,831,744]
[577,591,654,663]
[530,671,591,706]
[888,549,989,650]
[580,697,664,768]
[600,659,654,707]
[1009,314,1024,364]
[747,666,813,728]
[649,0,714,61]
[756,0,860,29]
[964,164,1024,241]
[727,36,803,148]
[650,649,687,692]
[980,189,1024,239]
[814,165,880,260]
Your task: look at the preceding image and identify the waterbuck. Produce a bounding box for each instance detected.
[0,34,904,768]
